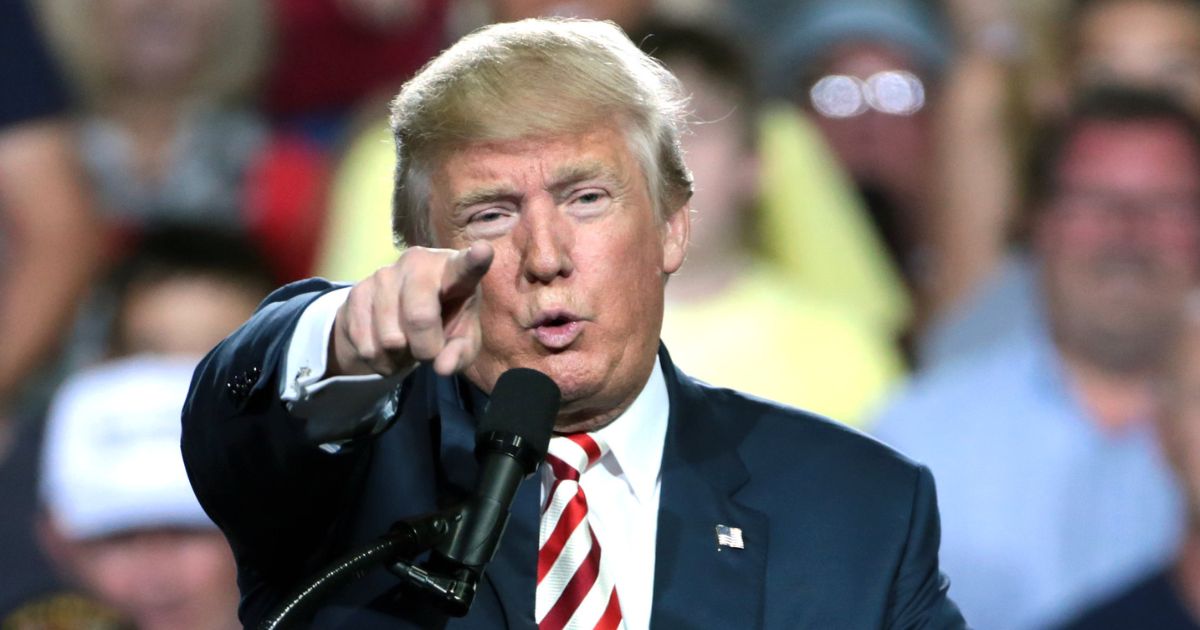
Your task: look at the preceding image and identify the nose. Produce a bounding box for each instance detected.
[515,196,574,284]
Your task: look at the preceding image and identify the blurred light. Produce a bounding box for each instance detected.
[810,75,869,118]
[809,71,926,118]
[866,71,925,115]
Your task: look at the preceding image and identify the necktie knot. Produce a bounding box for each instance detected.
[546,433,608,482]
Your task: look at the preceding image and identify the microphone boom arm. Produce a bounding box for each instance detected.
[259,507,472,630]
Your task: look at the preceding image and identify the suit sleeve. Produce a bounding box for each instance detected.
[886,465,969,629]
[180,278,375,621]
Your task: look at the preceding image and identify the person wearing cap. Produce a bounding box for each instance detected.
[182,18,966,628]
[758,0,952,348]
[38,356,240,630]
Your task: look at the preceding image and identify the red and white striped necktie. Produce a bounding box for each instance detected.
[536,433,625,630]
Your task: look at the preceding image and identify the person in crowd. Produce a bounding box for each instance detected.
[922,0,1200,367]
[105,225,276,358]
[1060,295,1200,629]
[1067,0,1200,113]
[761,0,953,341]
[642,20,903,426]
[875,87,1198,628]
[263,0,449,146]
[0,0,101,615]
[34,357,240,630]
[182,18,965,628]
[0,0,99,415]
[0,225,272,624]
[35,0,328,282]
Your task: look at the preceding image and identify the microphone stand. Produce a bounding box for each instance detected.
[260,367,559,629]
[259,506,478,630]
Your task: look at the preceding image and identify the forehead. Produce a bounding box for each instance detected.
[1080,0,1200,50]
[1057,120,1200,186]
[428,124,643,203]
[818,42,919,76]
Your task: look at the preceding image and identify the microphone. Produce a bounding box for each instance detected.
[262,368,558,627]
[430,367,559,598]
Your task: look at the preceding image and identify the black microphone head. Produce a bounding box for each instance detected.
[479,368,560,459]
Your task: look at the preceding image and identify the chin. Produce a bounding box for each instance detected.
[466,348,603,398]
[532,352,607,402]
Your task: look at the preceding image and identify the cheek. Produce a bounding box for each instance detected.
[75,546,137,602]
[1055,221,1111,253]
[1038,216,1102,264]
[176,537,238,592]
[814,119,864,162]
[1152,219,1200,263]
[476,270,519,334]
[584,222,663,280]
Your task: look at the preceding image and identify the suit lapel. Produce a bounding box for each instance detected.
[650,350,769,630]
[434,374,539,629]
[428,348,770,630]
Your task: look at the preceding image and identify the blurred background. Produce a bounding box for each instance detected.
[3,0,1200,627]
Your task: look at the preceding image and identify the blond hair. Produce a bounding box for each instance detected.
[34,0,269,107]
[389,18,693,247]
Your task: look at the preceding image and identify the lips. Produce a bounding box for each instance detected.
[530,310,585,350]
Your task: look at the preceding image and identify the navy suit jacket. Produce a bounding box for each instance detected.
[182,279,966,629]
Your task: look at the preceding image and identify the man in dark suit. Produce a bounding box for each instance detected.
[181,17,966,629]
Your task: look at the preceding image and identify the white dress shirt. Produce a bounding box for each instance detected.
[281,288,668,628]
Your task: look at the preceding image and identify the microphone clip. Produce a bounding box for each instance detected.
[381,508,480,617]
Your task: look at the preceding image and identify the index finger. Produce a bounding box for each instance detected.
[440,241,494,302]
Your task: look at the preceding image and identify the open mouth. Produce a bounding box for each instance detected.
[531,311,584,350]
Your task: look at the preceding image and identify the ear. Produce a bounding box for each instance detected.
[661,202,690,275]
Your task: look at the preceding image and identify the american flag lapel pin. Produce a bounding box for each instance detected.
[715,524,744,550]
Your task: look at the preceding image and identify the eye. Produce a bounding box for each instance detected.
[471,209,509,223]
[465,207,517,238]
[568,188,611,217]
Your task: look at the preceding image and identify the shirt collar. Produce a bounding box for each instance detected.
[591,356,669,504]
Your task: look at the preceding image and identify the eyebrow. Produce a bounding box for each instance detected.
[547,161,620,197]
[452,184,522,214]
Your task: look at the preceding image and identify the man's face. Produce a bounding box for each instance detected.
[803,42,931,214]
[429,122,688,429]
[1075,0,1200,114]
[1037,120,1200,371]
[119,276,263,357]
[101,0,229,90]
[70,529,239,630]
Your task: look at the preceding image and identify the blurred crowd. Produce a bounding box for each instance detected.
[2,0,1200,627]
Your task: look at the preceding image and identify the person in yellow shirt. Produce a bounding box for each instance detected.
[644,21,904,427]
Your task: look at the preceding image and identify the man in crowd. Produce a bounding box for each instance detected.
[0,0,98,420]
[1063,295,1200,629]
[0,225,271,622]
[32,357,241,630]
[875,87,1198,628]
[182,18,965,628]
[104,225,276,358]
